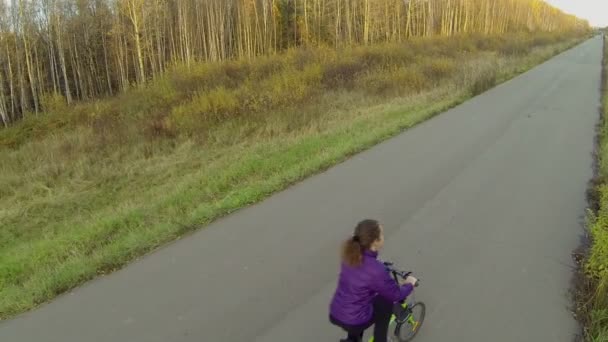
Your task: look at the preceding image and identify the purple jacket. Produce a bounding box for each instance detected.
[329,250,413,326]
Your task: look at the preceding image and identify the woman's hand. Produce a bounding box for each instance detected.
[401,276,418,287]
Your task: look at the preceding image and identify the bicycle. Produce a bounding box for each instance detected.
[336,261,426,342]
[371,261,426,342]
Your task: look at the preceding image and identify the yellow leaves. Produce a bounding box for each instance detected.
[0,0,590,127]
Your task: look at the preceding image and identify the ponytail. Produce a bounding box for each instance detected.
[341,219,381,267]
[342,237,363,267]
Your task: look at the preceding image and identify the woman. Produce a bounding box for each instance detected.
[329,219,417,342]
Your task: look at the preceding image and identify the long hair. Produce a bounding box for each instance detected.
[342,219,381,267]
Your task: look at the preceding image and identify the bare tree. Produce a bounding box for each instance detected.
[0,0,590,126]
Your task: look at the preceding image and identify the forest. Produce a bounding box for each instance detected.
[0,0,588,126]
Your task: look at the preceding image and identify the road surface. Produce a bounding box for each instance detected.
[0,36,603,342]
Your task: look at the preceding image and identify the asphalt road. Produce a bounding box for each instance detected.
[0,36,603,342]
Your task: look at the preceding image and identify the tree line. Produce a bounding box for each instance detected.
[0,0,588,127]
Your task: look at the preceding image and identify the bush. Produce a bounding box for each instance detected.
[588,208,608,278]
[249,55,286,80]
[470,70,497,95]
[169,87,240,133]
[322,57,366,88]
[259,64,323,108]
[41,93,69,115]
[358,66,429,96]
[498,39,531,56]
[422,57,457,82]
[462,59,499,96]
[168,62,248,95]
[119,77,178,118]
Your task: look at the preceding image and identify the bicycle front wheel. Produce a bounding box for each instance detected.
[394,302,426,342]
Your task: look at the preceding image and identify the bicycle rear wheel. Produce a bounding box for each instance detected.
[394,302,425,342]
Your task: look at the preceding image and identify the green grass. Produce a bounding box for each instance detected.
[583,35,608,342]
[0,31,588,318]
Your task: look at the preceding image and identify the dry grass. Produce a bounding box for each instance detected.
[582,35,608,342]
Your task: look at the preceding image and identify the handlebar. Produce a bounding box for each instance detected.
[383,261,420,287]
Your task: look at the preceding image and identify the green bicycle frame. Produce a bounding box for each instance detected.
[367,302,419,342]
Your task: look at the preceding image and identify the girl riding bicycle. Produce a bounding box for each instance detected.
[329,219,417,342]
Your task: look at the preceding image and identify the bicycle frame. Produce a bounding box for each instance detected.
[365,261,420,342]
[367,301,419,342]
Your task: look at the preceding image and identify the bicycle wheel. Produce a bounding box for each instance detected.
[394,302,425,342]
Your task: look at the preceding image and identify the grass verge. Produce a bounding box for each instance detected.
[0,32,588,318]
[579,34,608,342]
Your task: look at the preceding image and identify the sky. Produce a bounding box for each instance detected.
[545,0,608,27]
[0,0,605,28]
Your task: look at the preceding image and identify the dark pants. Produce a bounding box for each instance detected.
[330,296,393,342]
